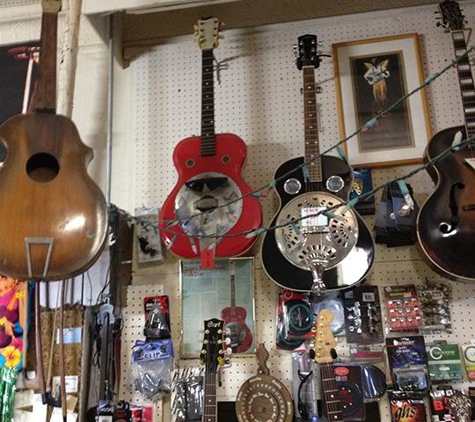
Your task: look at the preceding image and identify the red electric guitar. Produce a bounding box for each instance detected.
[159,17,262,260]
[220,261,253,353]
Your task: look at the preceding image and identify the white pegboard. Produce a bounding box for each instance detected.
[120,3,475,422]
[0,0,37,6]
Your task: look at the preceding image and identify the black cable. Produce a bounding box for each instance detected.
[297,369,313,420]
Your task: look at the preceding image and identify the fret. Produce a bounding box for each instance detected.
[201,49,216,156]
[452,31,475,137]
[302,66,322,183]
[35,13,58,111]
[202,371,217,422]
[319,363,343,422]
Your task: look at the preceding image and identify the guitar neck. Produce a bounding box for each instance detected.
[201,49,216,156]
[229,262,236,309]
[320,363,344,422]
[36,11,57,112]
[202,370,217,422]
[452,31,475,138]
[302,66,323,184]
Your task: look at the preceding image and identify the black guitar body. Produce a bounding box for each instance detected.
[417,125,475,281]
[261,155,375,291]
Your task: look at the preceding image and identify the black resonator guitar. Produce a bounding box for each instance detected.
[260,34,375,292]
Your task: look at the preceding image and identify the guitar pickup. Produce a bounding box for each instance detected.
[185,176,228,192]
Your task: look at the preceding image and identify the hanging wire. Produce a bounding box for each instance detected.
[108,46,475,241]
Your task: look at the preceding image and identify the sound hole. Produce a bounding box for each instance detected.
[439,222,453,234]
[26,152,59,182]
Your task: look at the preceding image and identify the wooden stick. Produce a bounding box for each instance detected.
[59,279,67,421]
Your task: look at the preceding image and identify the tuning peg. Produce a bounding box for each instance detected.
[225,347,232,355]
[225,337,231,345]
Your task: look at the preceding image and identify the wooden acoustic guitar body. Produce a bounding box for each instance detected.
[417,125,475,281]
[159,133,262,259]
[0,112,108,281]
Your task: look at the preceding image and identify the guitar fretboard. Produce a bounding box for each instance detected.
[35,12,57,112]
[320,363,343,422]
[229,261,236,309]
[452,31,475,139]
[201,49,216,156]
[303,66,323,184]
[202,370,217,422]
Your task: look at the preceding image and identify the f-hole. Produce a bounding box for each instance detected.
[26,153,60,182]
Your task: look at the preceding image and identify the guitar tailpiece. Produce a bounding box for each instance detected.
[311,280,326,294]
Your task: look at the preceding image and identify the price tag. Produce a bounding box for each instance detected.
[201,248,215,268]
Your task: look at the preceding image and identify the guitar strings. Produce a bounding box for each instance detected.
[109,46,475,241]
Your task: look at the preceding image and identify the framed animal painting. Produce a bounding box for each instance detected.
[333,33,431,168]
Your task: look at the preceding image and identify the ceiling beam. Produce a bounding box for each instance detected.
[123,0,442,52]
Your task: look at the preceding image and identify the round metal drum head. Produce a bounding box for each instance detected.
[275,192,358,271]
[175,172,242,237]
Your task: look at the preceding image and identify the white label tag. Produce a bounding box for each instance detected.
[452,130,463,149]
[465,157,475,171]
[52,375,79,393]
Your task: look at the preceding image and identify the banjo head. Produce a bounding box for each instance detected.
[236,374,293,422]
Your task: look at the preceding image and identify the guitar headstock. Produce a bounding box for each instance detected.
[200,318,225,373]
[42,0,62,14]
[194,17,224,51]
[437,0,466,32]
[296,34,319,70]
[313,309,337,364]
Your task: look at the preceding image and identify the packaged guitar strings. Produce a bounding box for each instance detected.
[389,391,427,422]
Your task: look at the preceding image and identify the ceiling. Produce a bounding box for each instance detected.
[120,0,463,57]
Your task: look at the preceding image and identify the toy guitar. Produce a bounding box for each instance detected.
[220,261,253,353]
[200,318,225,422]
[260,34,374,292]
[417,0,475,281]
[313,309,344,422]
[159,17,262,261]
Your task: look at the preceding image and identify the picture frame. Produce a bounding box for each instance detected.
[180,257,255,358]
[333,33,431,168]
